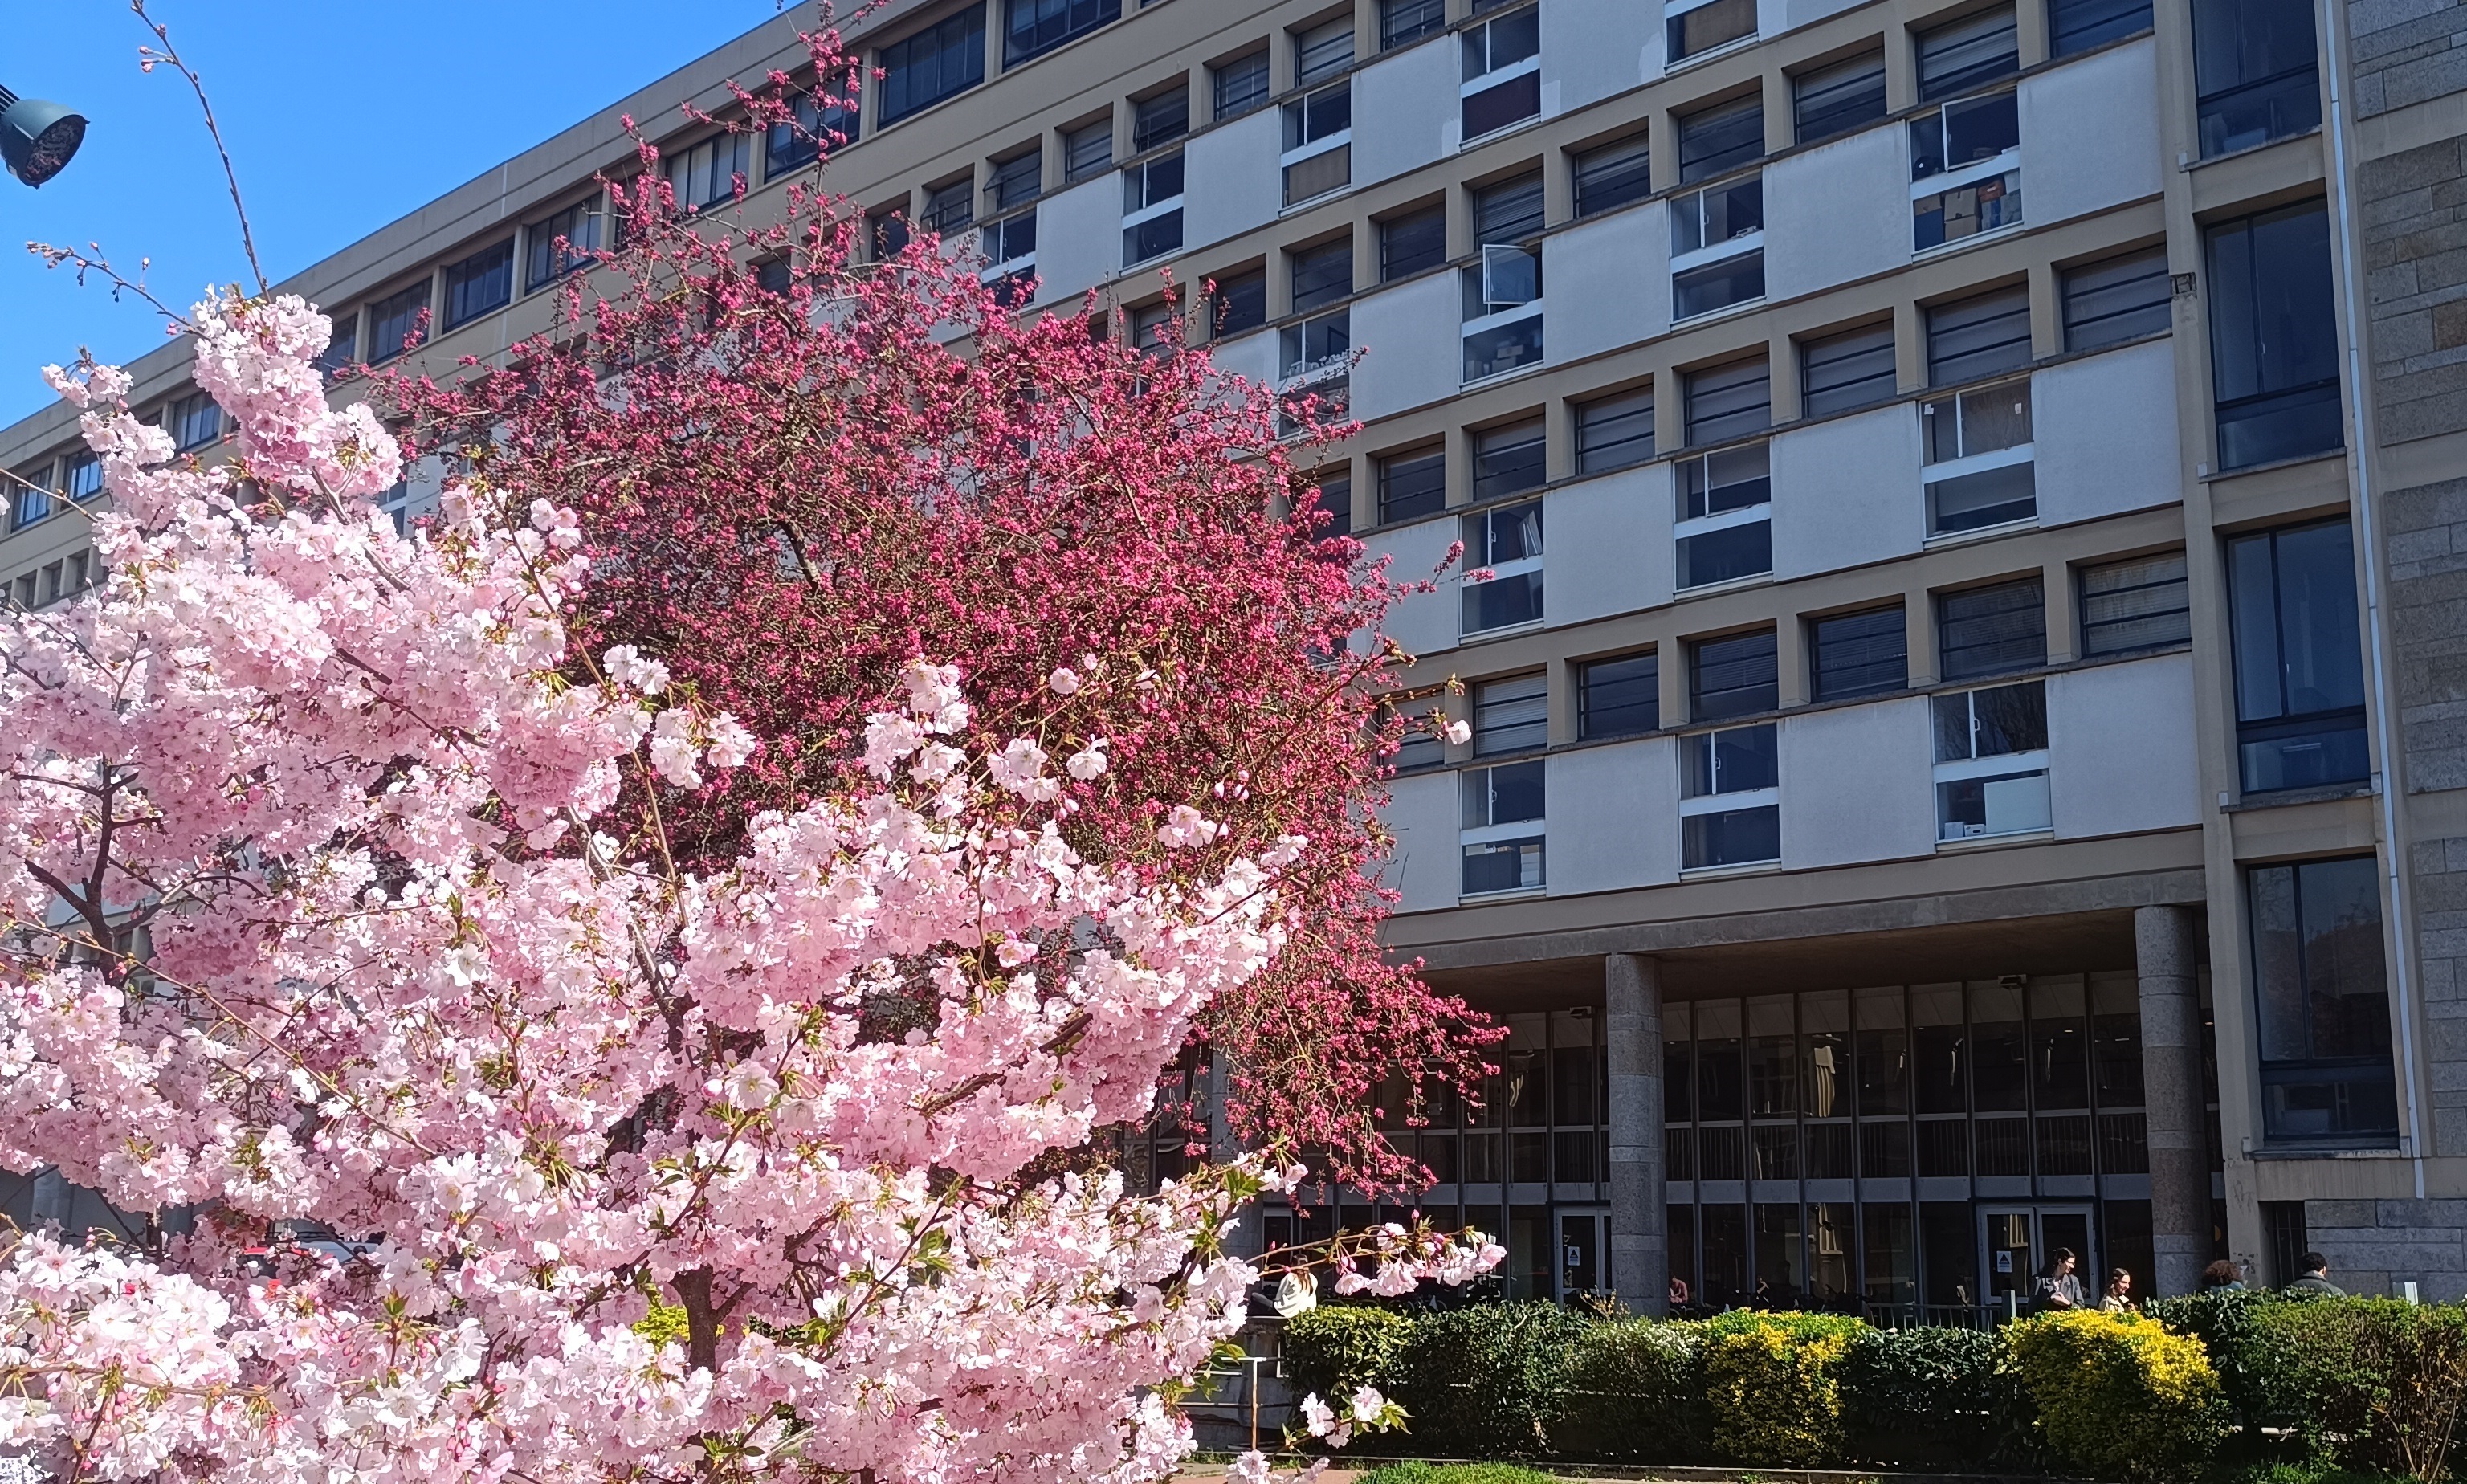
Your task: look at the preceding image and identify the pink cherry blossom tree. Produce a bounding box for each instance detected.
[0,291,1494,1482]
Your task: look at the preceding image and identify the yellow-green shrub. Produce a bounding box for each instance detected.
[1702,1317,1857,1468]
[2009,1308,2228,1479]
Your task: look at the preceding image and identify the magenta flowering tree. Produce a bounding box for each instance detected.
[0,292,1494,1482]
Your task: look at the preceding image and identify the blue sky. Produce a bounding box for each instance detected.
[2,2,787,426]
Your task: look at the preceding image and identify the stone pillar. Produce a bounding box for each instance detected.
[1605,953,1667,1315]
[2138,905,2209,1297]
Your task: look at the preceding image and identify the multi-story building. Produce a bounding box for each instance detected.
[4,0,2465,1315]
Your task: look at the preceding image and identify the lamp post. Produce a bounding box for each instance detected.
[0,85,88,187]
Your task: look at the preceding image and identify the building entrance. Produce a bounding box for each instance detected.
[1982,1205,2094,1315]
[1556,1208,1608,1301]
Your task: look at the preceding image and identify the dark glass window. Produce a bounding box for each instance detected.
[443,241,513,329]
[1668,0,1758,64]
[1291,238,1353,312]
[1379,447,1447,524]
[1938,578,2046,681]
[1691,628,1778,721]
[524,196,606,292]
[1133,88,1189,152]
[881,6,988,124]
[1800,323,1898,417]
[1295,17,1356,87]
[1576,388,1655,473]
[869,208,911,259]
[168,393,222,453]
[1382,0,1446,49]
[1380,206,1447,280]
[756,258,791,296]
[1209,269,1267,337]
[1062,117,1113,181]
[1686,356,1771,446]
[1005,0,1118,67]
[1472,419,1547,502]
[1474,172,1546,246]
[2062,246,2171,351]
[765,77,859,176]
[1927,283,2032,386]
[2079,552,2191,656]
[1793,51,1887,145]
[1575,134,1654,216]
[1581,652,1659,739]
[2228,520,2368,793]
[367,280,431,364]
[1812,606,1908,701]
[1461,7,1543,138]
[1919,6,2020,101]
[2208,202,2343,470]
[989,149,1042,213]
[2192,0,2321,157]
[61,452,101,502]
[2050,0,2153,57]
[1213,51,1270,120]
[1312,471,1352,537]
[1474,672,1549,754]
[2250,857,2398,1145]
[920,178,974,236]
[1678,96,1764,183]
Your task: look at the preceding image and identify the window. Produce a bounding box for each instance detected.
[1671,175,1764,320]
[1463,500,1544,633]
[1063,117,1113,182]
[1582,652,1660,738]
[524,196,606,292]
[1383,0,1446,50]
[2228,520,2368,793]
[1686,356,1771,446]
[1005,0,1117,67]
[1282,65,1352,206]
[1812,606,1907,701]
[1380,206,1447,280]
[1213,50,1270,120]
[2050,0,2152,57]
[881,5,988,124]
[756,258,792,296]
[2208,203,2343,471]
[1678,95,1764,183]
[1472,418,1547,502]
[1380,447,1447,524]
[1133,88,1189,152]
[1923,380,2035,533]
[1127,300,1180,359]
[441,240,513,329]
[1463,174,1545,382]
[1461,6,1542,140]
[2192,0,2320,157]
[1668,0,1758,65]
[1281,307,1349,377]
[988,148,1042,213]
[1311,471,1352,536]
[1937,577,2045,682]
[2062,247,2171,351]
[921,178,975,237]
[60,452,100,503]
[1928,285,2031,386]
[1793,51,1886,145]
[1909,91,2019,181]
[1209,269,1267,336]
[868,207,912,260]
[2249,857,2398,1144]
[1677,444,1772,589]
[765,77,859,176]
[1933,679,2050,840]
[1295,17,1355,86]
[1474,172,1545,247]
[169,392,222,453]
[1122,151,1185,263]
[1475,671,1548,753]
[1291,238,1353,312]
[2079,552,2191,657]
[367,281,430,364]
[1577,388,1655,474]
[1800,323,1897,417]
[1910,93,2021,251]
[1918,6,2019,102]
[1692,628,1778,720]
[663,131,752,211]
[1682,723,1780,867]
[317,312,358,376]
[1574,133,1653,217]
[1462,759,1546,893]
[10,470,49,532]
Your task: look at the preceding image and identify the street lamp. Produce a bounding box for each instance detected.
[0,85,88,188]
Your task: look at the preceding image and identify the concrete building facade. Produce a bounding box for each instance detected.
[3,0,2465,1315]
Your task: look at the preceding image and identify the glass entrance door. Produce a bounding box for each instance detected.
[1556,1209,1607,1300]
[1981,1206,2095,1317]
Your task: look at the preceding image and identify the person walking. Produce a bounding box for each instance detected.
[2100,1267,2135,1312]
[2033,1248,2088,1312]
[2286,1252,2346,1297]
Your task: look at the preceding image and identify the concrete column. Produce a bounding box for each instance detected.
[1606,953,1668,1315]
[2138,905,2209,1297]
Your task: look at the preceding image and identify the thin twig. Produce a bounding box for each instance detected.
[130,0,267,295]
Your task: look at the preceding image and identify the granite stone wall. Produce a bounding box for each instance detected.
[2352,0,2467,119]
[2361,137,2467,446]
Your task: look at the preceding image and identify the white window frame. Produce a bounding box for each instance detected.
[1458,6,1543,145]
[1120,153,1185,267]
[1670,173,1765,323]
[978,212,1038,287]
[1281,80,1352,209]
[1280,307,1351,381]
[1462,244,1544,387]
[1673,445,1772,592]
[1920,380,2036,538]
[1664,0,1760,67]
[1462,499,1545,638]
[1677,724,1780,865]
[1931,683,2050,842]
[1910,103,2023,255]
[1460,760,1547,897]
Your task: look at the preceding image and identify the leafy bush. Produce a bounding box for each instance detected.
[1559,1316,1705,1462]
[1389,1303,1590,1459]
[1354,1465,1562,1484]
[1838,1323,2033,1470]
[2236,1298,2467,1481]
[1282,1306,1409,1402]
[2009,1308,2228,1479]
[1701,1315,1859,1468]
[2155,1287,2290,1429]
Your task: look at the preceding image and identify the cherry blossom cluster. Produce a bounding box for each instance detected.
[0,292,1492,1482]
